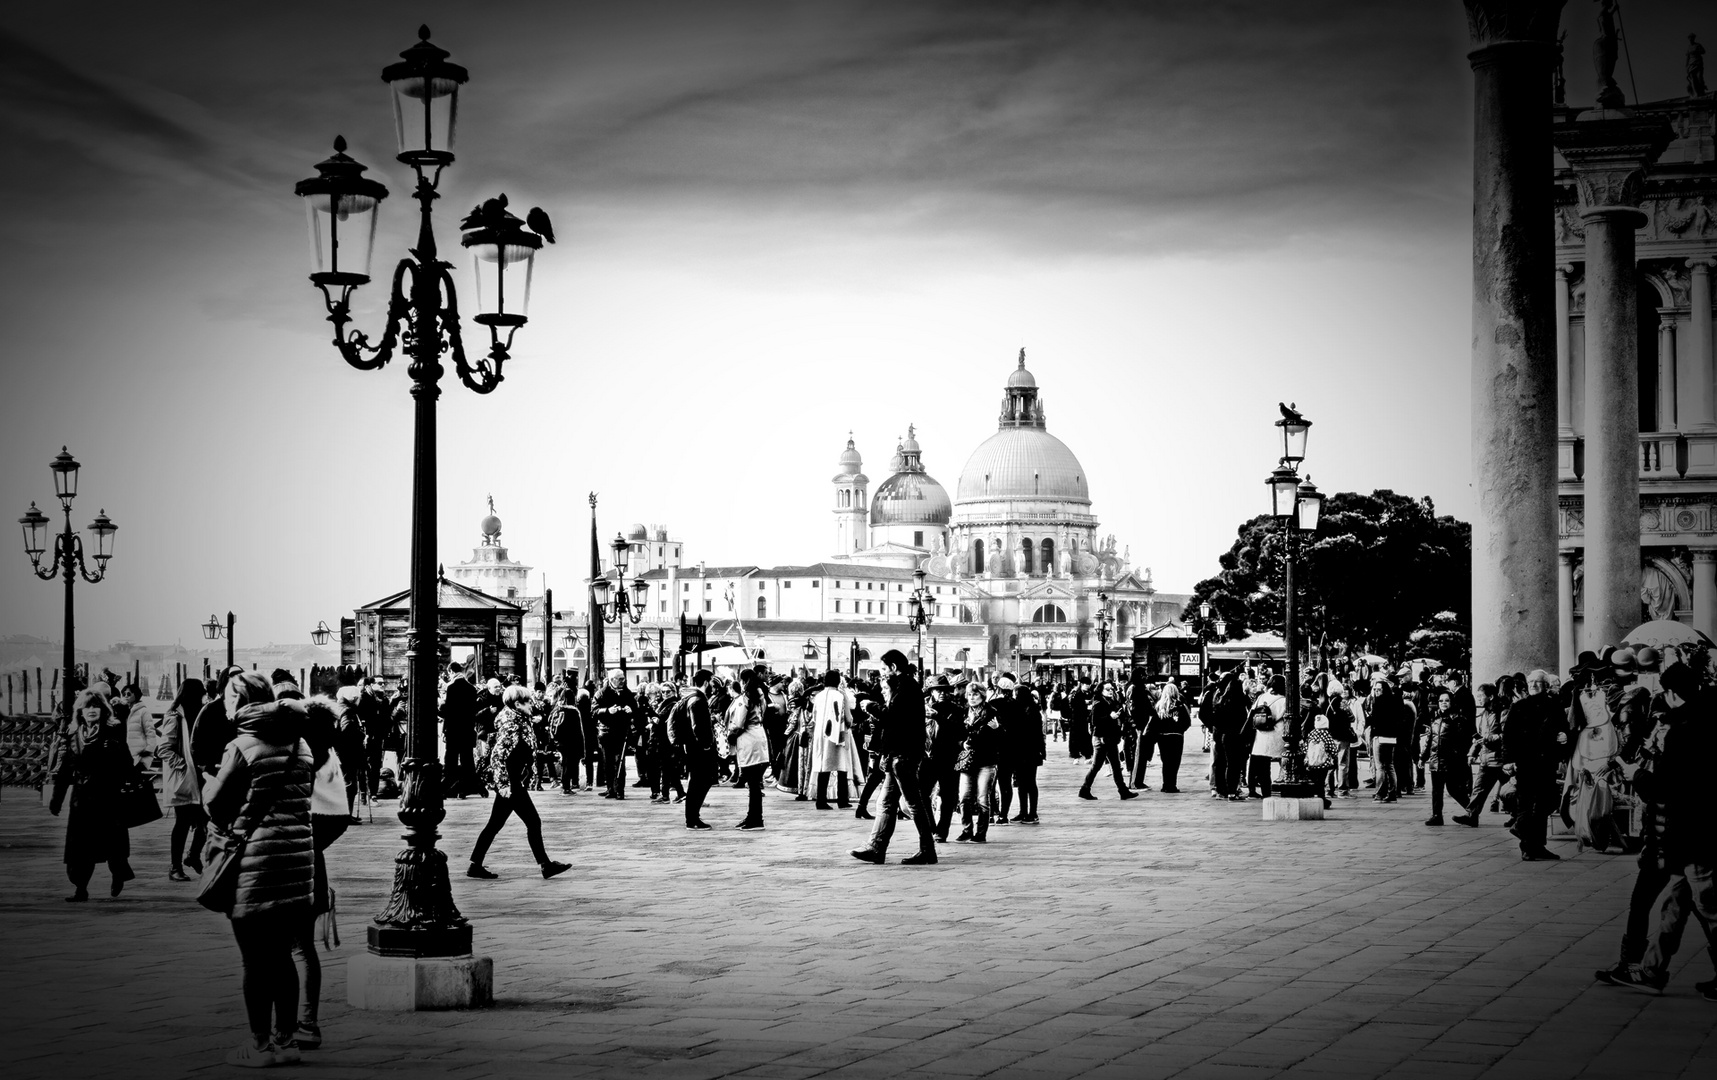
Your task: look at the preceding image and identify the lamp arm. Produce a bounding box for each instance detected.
[438,266,506,395]
[319,258,413,372]
[29,532,64,581]
[70,534,104,584]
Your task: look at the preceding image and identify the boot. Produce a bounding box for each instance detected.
[857,770,881,817]
[973,807,990,843]
[815,772,832,810]
[836,772,852,809]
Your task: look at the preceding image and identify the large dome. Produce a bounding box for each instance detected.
[871,471,953,525]
[956,427,1089,503]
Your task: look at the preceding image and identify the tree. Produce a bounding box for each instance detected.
[1182,490,1471,665]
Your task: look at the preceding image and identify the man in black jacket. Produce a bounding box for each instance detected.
[1503,669,1571,861]
[921,675,964,842]
[440,665,478,799]
[851,651,938,865]
[680,670,718,829]
[1079,682,1138,801]
[594,672,638,799]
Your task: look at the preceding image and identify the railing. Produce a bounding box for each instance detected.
[1640,433,1685,478]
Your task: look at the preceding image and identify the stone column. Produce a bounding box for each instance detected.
[1694,549,1717,640]
[1689,259,1716,429]
[1466,1,1565,681]
[1556,265,1574,434]
[1554,110,1671,651]
[1557,550,1577,675]
[1659,314,1677,431]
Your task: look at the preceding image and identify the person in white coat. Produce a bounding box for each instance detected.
[157,679,208,881]
[809,671,854,810]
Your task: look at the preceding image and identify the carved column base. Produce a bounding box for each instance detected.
[371,757,470,959]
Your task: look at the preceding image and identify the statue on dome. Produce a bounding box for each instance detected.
[1593,0,1623,109]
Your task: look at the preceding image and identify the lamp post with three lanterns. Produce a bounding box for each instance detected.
[1094,591,1112,687]
[291,25,554,993]
[907,568,934,677]
[1265,405,1324,804]
[18,448,116,731]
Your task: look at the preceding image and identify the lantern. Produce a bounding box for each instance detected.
[630,576,649,613]
[294,138,388,287]
[591,576,612,608]
[311,620,334,646]
[50,447,79,503]
[1276,408,1311,465]
[19,502,49,561]
[1297,477,1324,533]
[381,26,468,166]
[203,614,224,641]
[460,205,541,327]
[87,509,116,566]
[1267,465,1300,522]
[610,533,629,575]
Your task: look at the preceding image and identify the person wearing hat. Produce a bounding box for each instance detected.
[921,675,965,839]
[1502,670,1573,861]
[594,671,639,800]
[850,650,938,865]
[1600,660,1717,997]
[1007,677,1047,822]
[1078,682,1138,801]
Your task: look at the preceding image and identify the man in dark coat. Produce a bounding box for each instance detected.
[1210,671,1252,800]
[680,670,718,829]
[594,672,638,799]
[850,651,937,865]
[440,665,478,799]
[1065,678,1092,759]
[553,672,584,795]
[921,675,964,842]
[1079,682,1138,801]
[1009,678,1047,822]
[1503,669,1571,861]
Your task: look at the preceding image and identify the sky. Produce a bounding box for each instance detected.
[0,0,1707,649]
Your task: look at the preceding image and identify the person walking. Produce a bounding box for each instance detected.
[850,651,938,866]
[1078,682,1137,801]
[680,670,719,830]
[466,686,572,880]
[158,678,208,882]
[1420,689,1472,826]
[48,690,138,901]
[1454,682,1508,826]
[202,671,313,1067]
[1502,669,1571,861]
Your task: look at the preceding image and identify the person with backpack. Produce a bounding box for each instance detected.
[330,669,367,822]
[653,683,687,804]
[680,670,719,829]
[1303,712,1340,811]
[1323,683,1359,799]
[1208,670,1251,801]
[465,686,571,881]
[1149,679,1191,794]
[810,670,856,812]
[1247,676,1287,799]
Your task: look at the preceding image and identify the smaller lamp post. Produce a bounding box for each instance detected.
[311,620,336,646]
[1264,404,1323,800]
[593,533,648,628]
[906,567,934,679]
[1094,591,1112,687]
[802,637,818,678]
[203,611,236,670]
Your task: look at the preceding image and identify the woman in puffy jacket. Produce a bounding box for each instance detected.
[157,678,208,881]
[49,689,137,901]
[955,682,1003,843]
[467,685,572,880]
[203,671,313,1067]
[729,669,770,830]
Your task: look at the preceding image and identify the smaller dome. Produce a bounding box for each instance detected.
[901,423,921,454]
[626,523,648,541]
[836,434,863,475]
[1007,348,1036,388]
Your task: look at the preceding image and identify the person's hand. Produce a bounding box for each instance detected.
[1555,731,1567,745]
[988,719,1000,729]
[1504,763,1517,776]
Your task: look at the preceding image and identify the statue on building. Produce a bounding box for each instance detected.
[1641,564,1678,622]
[1593,0,1623,109]
[1058,544,1073,576]
[1692,34,1709,98]
[1553,29,1567,104]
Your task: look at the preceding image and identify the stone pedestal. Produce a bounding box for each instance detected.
[1466,3,1565,682]
[1555,109,1673,651]
[347,951,493,1011]
[1261,796,1324,822]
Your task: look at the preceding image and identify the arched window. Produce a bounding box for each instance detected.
[757,597,767,618]
[974,538,985,574]
[1031,604,1067,624]
[1008,633,1019,650]
[1040,538,1055,576]
[1021,538,1035,575]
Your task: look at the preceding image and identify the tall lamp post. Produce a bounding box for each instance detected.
[18,448,116,729]
[1198,601,1212,687]
[203,611,236,670]
[1265,405,1324,801]
[907,567,934,678]
[593,533,648,635]
[1094,591,1112,687]
[292,26,553,986]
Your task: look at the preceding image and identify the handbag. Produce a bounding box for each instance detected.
[195,826,248,914]
[119,774,164,829]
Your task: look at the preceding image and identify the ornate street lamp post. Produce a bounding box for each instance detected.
[1265,406,1324,802]
[18,448,116,730]
[593,532,649,628]
[906,567,934,678]
[1094,591,1112,687]
[203,611,236,670]
[292,26,553,984]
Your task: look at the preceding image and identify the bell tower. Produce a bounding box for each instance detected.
[833,433,868,555]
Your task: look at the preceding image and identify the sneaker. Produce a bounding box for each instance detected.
[849,847,885,864]
[466,865,499,879]
[225,1038,275,1069]
[1521,849,1561,862]
[541,861,571,880]
[293,1022,322,1050]
[1161,787,1180,794]
[1425,817,1444,826]
[1078,790,1098,801]
[993,817,1010,826]
[168,868,190,882]
[686,821,713,830]
[737,822,765,831]
[954,829,973,843]
[1595,964,1635,986]
[1453,814,1478,828]
[1609,968,1666,995]
[901,850,938,865]
[1119,790,1139,801]
[270,1035,302,1064]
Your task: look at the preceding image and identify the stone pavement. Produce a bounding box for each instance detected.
[1,746,1713,1080]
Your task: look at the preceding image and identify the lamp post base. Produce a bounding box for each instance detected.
[347,951,493,1011]
[1261,795,1325,821]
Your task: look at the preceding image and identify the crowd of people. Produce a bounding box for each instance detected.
[32,632,1717,1064]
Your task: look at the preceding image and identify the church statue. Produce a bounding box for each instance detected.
[1692,34,1709,98]
[1593,0,1623,109]
[1552,29,1567,104]
[1640,565,1677,622]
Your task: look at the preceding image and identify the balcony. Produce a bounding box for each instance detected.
[1558,433,1717,481]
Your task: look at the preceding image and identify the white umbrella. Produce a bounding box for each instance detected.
[1622,619,1702,651]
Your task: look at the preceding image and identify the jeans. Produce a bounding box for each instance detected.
[1620,854,1674,964]
[290,914,320,1025]
[1082,740,1129,794]
[469,785,550,866]
[1154,734,1183,791]
[1641,861,1717,981]
[1219,733,1250,795]
[959,766,997,826]
[1429,769,1470,817]
[170,804,207,871]
[1130,730,1155,788]
[921,763,959,837]
[685,753,717,825]
[1467,765,1508,820]
[739,762,765,825]
[1373,740,1399,800]
[232,908,300,1041]
[867,755,935,856]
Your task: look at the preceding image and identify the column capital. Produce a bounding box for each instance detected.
[1553,113,1675,215]
[1464,1,1565,51]
[1559,549,1580,565]
[1555,264,1573,281]
[1688,257,1716,272]
[1694,549,1717,565]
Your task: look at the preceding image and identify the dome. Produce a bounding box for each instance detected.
[835,434,863,476]
[626,522,648,541]
[871,471,953,525]
[1006,347,1036,388]
[956,427,1089,503]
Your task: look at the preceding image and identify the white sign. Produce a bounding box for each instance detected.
[1179,653,1201,666]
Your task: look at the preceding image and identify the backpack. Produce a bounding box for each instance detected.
[1305,730,1332,768]
[1249,701,1277,732]
[667,696,693,746]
